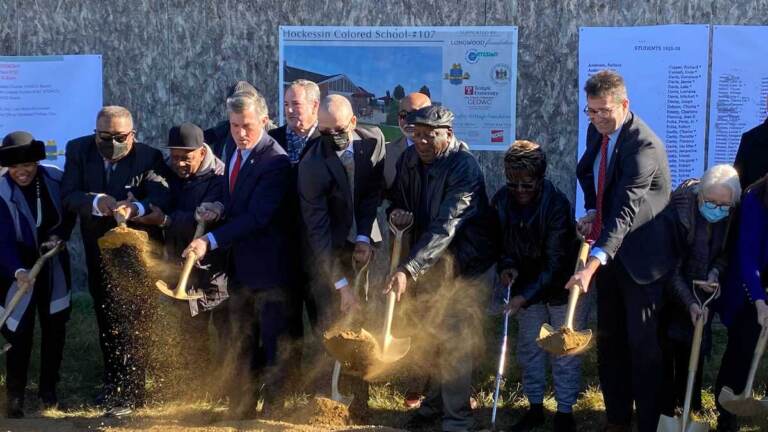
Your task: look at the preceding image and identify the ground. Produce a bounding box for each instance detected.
[1,293,766,431]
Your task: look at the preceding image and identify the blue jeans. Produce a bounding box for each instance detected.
[515,300,590,413]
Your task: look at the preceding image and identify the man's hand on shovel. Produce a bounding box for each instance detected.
[183,237,209,262]
[385,271,408,302]
[339,283,362,313]
[565,256,600,294]
[689,303,709,327]
[14,269,34,291]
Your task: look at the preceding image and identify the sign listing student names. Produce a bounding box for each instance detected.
[279,26,518,151]
[576,25,710,216]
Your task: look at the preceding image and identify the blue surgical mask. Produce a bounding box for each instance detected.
[699,201,730,223]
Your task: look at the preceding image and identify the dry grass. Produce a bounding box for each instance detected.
[1,293,767,431]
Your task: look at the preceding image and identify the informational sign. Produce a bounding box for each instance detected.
[279,26,517,150]
[576,25,710,215]
[0,55,103,168]
[708,25,768,168]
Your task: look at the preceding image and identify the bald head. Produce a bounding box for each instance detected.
[318,95,357,150]
[398,92,432,139]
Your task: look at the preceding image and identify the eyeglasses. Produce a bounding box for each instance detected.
[398,110,410,120]
[702,200,732,211]
[319,120,352,136]
[95,130,134,143]
[507,181,539,191]
[583,105,617,118]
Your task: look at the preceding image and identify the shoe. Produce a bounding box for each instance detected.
[404,412,440,429]
[39,389,59,410]
[104,404,133,417]
[6,396,24,418]
[601,424,631,432]
[510,404,545,432]
[553,411,576,432]
[404,391,423,408]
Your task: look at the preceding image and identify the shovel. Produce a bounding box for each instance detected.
[657,280,719,432]
[490,281,513,431]
[537,237,593,355]
[0,242,64,343]
[718,319,768,417]
[328,259,370,407]
[97,206,149,251]
[155,221,204,301]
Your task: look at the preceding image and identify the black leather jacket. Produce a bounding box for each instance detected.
[492,179,579,306]
[388,137,496,281]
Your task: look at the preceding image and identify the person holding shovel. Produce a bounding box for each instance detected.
[658,165,740,424]
[386,105,496,432]
[0,131,75,418]
[491,140,582,432]
[566,70,675,432]
[715,173,768,431]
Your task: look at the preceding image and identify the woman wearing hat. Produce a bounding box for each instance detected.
[0,131,74,418]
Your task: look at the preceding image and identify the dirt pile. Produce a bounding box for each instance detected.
[323,329,380,376]
[292,396,350,427]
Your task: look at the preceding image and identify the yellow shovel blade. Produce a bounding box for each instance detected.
[155,280,203,300]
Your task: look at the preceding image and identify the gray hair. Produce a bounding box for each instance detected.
[288,79,321,105]
[585,70,628,103]
[97,105,133,126]
[227,90,268,118]
[700,164,741,204]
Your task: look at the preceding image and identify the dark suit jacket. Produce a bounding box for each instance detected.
[384,135,408,189]
[211,132,291,290]
[734,119,768,190]
[298,125,385,284]
[576,111,673,284]
[60,136,170,285]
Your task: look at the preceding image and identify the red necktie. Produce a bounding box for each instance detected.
[588,134,609,242]
[229,149,242,193]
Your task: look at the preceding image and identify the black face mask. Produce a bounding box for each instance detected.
[322,132,350,151]
[97,138,131,161]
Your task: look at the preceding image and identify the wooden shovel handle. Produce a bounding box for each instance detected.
[682,314,706,428]
[743,323,768,395]
[565,238,591,329]
[0,243,63,329]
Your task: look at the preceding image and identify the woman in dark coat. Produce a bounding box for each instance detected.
[0,131,74,418]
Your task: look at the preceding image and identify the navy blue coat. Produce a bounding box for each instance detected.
[211,132,292,290]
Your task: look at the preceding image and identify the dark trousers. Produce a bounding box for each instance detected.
[284,267,317,390]
[660,335,704,414]
[2,275,68,399]
[222,286,287,410]
[85,248,119,390]
[715,301,763,426]
[596,259,665,432]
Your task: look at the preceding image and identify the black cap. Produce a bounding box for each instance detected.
[0,131,46,166]
[167,123,204,149]
[406,105,454,128]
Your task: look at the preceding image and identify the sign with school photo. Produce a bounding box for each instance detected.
[279,26,518,150]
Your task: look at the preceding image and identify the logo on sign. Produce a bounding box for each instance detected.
[444,63,470,85]
[464,86,475,95]
[490,63,511,84]
[465,49,499,64]
[491,129,504,143]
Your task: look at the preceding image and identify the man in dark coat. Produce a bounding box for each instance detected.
[387,105,496,432]
[268,79,321,390]
[60,106,170,415]
[184,90,291,418]
[131,123,228,370]
[733,96,768,189]
[567,70,674,432]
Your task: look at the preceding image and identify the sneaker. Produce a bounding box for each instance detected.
[404,391,423,408]
[6,396,24,419]
[104,404,133,417]
[509,404,545,432]
[553,411,576,432]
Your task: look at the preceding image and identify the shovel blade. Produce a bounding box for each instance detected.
[657,415,709,432]
[537,324,592,356]
[719,386,768,417]
[155,280,203,301]
[331,361,354,407]
[380,336,411,363]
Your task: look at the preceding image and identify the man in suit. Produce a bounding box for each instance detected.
[733,95,768,189]
[184,90,291,418]
[60,105,170,415]
[566,70,673,432]
[298,95,384,419]
[268,80,321,391]
[204,80,259,160]
[384,92,431,188]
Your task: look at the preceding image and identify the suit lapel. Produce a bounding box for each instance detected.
[230,134,270,196]
[325,142,352,209]
[108,150,134,197]
[85,139,106,193]
[605,114,632,191]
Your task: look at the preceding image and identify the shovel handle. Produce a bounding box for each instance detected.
[565,238,591,329]
[175,251,198,296]
[743,323,768,396]
[0,243,63,329]
[383,221,408,353]
[681,314,706,429]
[114,206,129,227]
